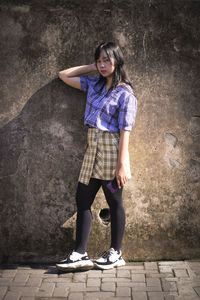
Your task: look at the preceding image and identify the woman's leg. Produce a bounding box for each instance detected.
[75,178,101,254]
[102,180,125,252]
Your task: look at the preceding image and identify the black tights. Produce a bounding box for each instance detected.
[75,178,125,254]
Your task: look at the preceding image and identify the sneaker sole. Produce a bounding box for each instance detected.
[56,260,94,272]
[94,258,126,270]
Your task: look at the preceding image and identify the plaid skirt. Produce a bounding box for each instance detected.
[78,128,131,185]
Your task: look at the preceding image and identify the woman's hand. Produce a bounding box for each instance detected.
[115,130,130,189]
[58,63,97,89]
[115,163,128,189]
[91,63,97,71]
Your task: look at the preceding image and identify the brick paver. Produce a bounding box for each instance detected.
[132,291,148,300]
[0,261,199,299]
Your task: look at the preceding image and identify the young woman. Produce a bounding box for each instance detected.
[56,42,137,271]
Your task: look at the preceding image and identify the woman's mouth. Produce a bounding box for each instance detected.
[101,70,106,75]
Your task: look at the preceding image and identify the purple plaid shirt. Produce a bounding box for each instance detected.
[80,76,137,132]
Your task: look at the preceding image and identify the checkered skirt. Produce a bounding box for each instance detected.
[78,128,131,185]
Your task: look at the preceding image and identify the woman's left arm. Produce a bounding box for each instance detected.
[115,129,130,188]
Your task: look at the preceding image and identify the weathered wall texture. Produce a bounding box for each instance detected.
[0,0,200,263]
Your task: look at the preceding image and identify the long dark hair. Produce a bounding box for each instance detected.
[94,42,133,90]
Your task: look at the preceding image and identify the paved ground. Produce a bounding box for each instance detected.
[0,261,200,300]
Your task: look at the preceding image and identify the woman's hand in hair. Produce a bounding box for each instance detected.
[91,63,97,71]
[58,64,97,89]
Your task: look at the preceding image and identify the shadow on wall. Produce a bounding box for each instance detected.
[0,78,87,263]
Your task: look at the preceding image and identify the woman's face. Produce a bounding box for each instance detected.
[96,50,115,79]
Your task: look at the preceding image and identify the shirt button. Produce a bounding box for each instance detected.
[94,135,98,139]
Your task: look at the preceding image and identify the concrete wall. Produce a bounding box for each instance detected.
[0,0,200,263]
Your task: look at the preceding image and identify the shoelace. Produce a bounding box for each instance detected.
[101,248,115,258]
[61,250,77,262]
[61,252,72,261]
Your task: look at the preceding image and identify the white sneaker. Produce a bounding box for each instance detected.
[94,248,126,270]
[56,250,94,271]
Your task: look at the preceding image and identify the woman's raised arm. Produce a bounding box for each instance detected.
[58,63,97,90]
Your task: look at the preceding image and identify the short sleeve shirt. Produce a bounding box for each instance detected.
[80,76,137,132]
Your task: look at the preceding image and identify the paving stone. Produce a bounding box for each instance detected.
[25,277,42,287]
[177,283,199,299]
[161,278,177,292]
[14,271,31,277]
[113,296,131,300]
[146,278,161,286]
[194,286,200,296]
[9,286,38,296]
[42,274,58,278]
[101,273,116,278]
[103,269,116,274]
[145,262,158,270]
[43,277,72,283]
[116,286,131,296]
[158,267,173,273]
[158,262,186,266]
[86,286,100,292]
[101,282,115,292]
[68,292,83,300]
[171,265,190,270]
[16,267,32,270]
[53,286,69,297]
[148,291,165,300]
[35,282,55,297]
[25,274,44,278]
[34,298,69,300]
[20,297,35,300]
[0,286,8,297]
[119,263,141,270]
[67,282,87,291]
[117,270,131,278]
[131,270,159,274]
[132,273,145,282]
[174,269,188,278]
[13,273,29,285]
[186,264,200,277]
[102,277,116,282]
[165,278,178,282]
[88,271,102,278]
[146,273,174,278]
[73,274,87,282]
[164,293,179,300]
[84,296,99,300]
[84,292,115,298]
[102,277,132,283]
[56,282,70,288]
[146,286,162,292]
[3,291,21,300]
[59,273,74,278]
[2,270,17,278]
[130,266,144,270]
[186,261,200,267]
[29,269,46,275]
[116,278,132,282]
[87,278,101,287]
[0,278,13,286]
[117,282,146,288]
[131,285,162,292]
[109,298,131,300]
[132,291,148,300]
